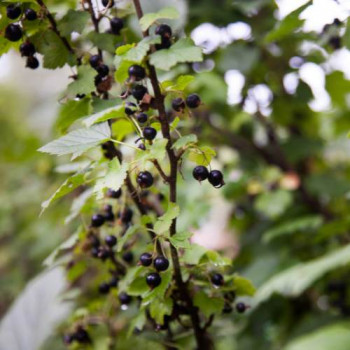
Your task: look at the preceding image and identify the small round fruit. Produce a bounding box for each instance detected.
[104,210,115,222]
[107,188,122,199]
[236,302,247,313]
[20,42,36,57]
[96,64,109,77]
[110,17,124,35]
[172,98,185,112]
[119,292,132,304]
[74,328,90,343]
[138,143,146,151]
[89,54,101,68]
[128,65,146,81]
[26,56,39,69]
[193,166,209,182]
[63,334,75,345]
[211,273,224,287]
[5,24,22,42]
[109,276,119,288]
[24,8,37,21]
[146,272,162,288]
[137,171,154,188]
[91,214,105,227]
[98,247,110,260]
[154,256,169,272]
[99,282,110,294]
[120,208,133,224]
[131,85,148,101]
[125,102,137,115]
[122,251,134,263]
[102,0,115,7]
[186,94,201,109]
[105,235,117,247]
[140,252,153,266]
[155,37,172,50]
[208,170,224,188]
[143,127,157,141]
[155,24,172,39]
[94,74,103,87]
[136,113,148,124]
[6,5,21,20]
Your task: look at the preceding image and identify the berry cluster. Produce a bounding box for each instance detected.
[139,253,170,288]
[64,326,91,346]
[193,166,225,188]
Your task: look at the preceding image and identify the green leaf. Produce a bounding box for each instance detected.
[38,122,111,159]
[94,158,129,199]
[67,65,96,97]
[137,138,168,168]
[203,250,231,267]
[169,231,192,249]
[115,60,134,83]
[186,146,216,166]
[57,10,90,37]
[139,7,179,31]
[87,32,119,54]
[182,244,208,265]
[255,244,350,305]
[326,71,350,108]
[128,277,149,296]
[150,38,203,71]
[172,134,197,150]
[111,118,134,141]
[117,225,141,253]
[127,312,146,337]
[65,188,94,224]
[154,203,180,236]
[193,292,224,318]
[255,190,293,219]
[149,297,173,324]
[163,75,195,92]
[233,275,256,296]
[83,105,124,127]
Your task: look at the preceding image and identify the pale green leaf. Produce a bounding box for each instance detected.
[149,297,173,325]
[117,225,141,252]
[193,291,224,318]
[67,65,96,97]
[83,105,124,127]
[186,146,216,166]
[182,244,207,265]
[233,275,256,296]
[139,7,179,31]
[57,10,90,36]
[163,75,195,91]
[169,231,192,249]
[154,203,180,236]
[172,134,197,150]
[255,190,293,219]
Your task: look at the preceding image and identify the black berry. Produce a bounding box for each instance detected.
[105,235,117,247]
[143,127,157,141]
[24,8,37,21]
[94,74,103,87]
[122,251,134,263]
[97,247,111,260]
[140,252,153,266]
[91,214,105,227]
[329,36,341,50]
[138,143,146,151]
[186,94,201,109]
[236,302,247,313]
[104,210,115,222]
[20,42,36,57]
[74,328,90,343]
[155,37,172,50]
[89,54,101,68]
[146,272,162,288]
[128,65,146,81]
[120,207,133,224]
[107,188,122,199]
[63,334,75,345]
[155,24,172,39]
[96,64,109,77]
[102,0,115,7]
[109,276,119,288]
[172,98,185,112]
[110,17,124,35]
[5,24,22,42]
[136,113,148,124]
[211,273,224,287]
[125,102,137,115]
[26,56,39,70]
[208,170,225,188]
[137,171,154,188]
[6,5,21,20]
[132,85,148,101]
[154,256,169,272]
[193,166,209,182]
[99,282,110,294]
[119,292,132,304]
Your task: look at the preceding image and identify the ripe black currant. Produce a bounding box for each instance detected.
[329,36,341,50]
[119,207,133,224]
[136,113,148,124]
[107,188,122,199]
[99,282,110,294]
[102,0,115,7]
[89,54,101,68]
[137,171,154,188]
[155,37,172,51]
[74,328,90,343]
[97,247,111,260]
[172,98,185,112]
[138,143,146,151]
[146,272,162,288]
[6,5,21,20]
[5,24,22,42]
[104,210,115,222]
[119,292,132,305]
[63,334,75,345]
[236,302,247,313]
[211,273,224,287]
[154,256,169,272]
[125,102,137,115]
[122,251,134,263]
[20,42,36,57]
[128,65,146,81]
[109,276,119,288]
[26,56,39,70]
[105,235,117,247]
[91,214,105,227]
[193,166,209,182]
[131,85,148,101]
[110,17,124,35]
[155,24,172,39]
[24,8,37,21]
[143,127,157,141]
[140,252,153,266]
[186,94,201,109]
[208,170,225,188]
[94,74,103,87]
[96,64,109,77]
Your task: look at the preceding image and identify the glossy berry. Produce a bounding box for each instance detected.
[5,24,22,42]
[125,102,137,115]
[119,292,132,304]
[109,276,119,288]
[211,273,224,287]
[26,56,39,70]
[132,85,148,101]
[193,166,209,182]
[94,74,103,87]
[208,170,225,188]
[24,8,37,21]
[75,328,90,343]
[186,94,201,109]
[104,210,115,222]
[236,302,247,313]
[96,64,109,77]
[97,247,110,260]
[102,0,115,7]
[172,98,185,112]
[110,17,124,35]
[20,42,36,57]
[138,143,146,151]
[143,127,157,141]
[155,24,172,39]
[89,54,101,68]
[91,214,105,227]
[140,252,153,266]
[105,235,117,247]
[128,65,146,81]
[155,37,172,50]
[137,113,148,124]
[99,282,110,294]
[6,5,21,20]
[120,208,133,224]
[154,256,169,272]
[107,188,122,199]
[122,251,134,263]
[137,171,154,188]
[104,204,113,213]
[146,272,162,288]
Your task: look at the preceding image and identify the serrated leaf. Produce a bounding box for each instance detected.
[172,134,197,150]
[149,297,173,325]
[139,7,179,31]
[67,65,96,97]
[83,105,124,127]
[137,138,168,168]
[150,38,203,71]
[65,188,94,224]
[182,243,208,265]
[154,203,180,236]
[127,311,146,338]
[115,60,134,83]
[117,225,141,252]
[55,161,91,174]
[111,118,134,141]
[193,291,224,318]
[187,145,216,166]
[116,43,135,55]
[57,10,90,37]
[169,231,192,249]
[38,122,111,159]
[163,75,195,91]
[202,250,231,267]
[233,275,256,296]
[87,31,119,54]
[128,277,149,296]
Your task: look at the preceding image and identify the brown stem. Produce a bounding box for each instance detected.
[152,160,170,182]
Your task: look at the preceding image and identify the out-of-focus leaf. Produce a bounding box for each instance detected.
[154,203,180,236]
[139,7,179,31]
[193,291,224,318]
[255,190,293,219]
